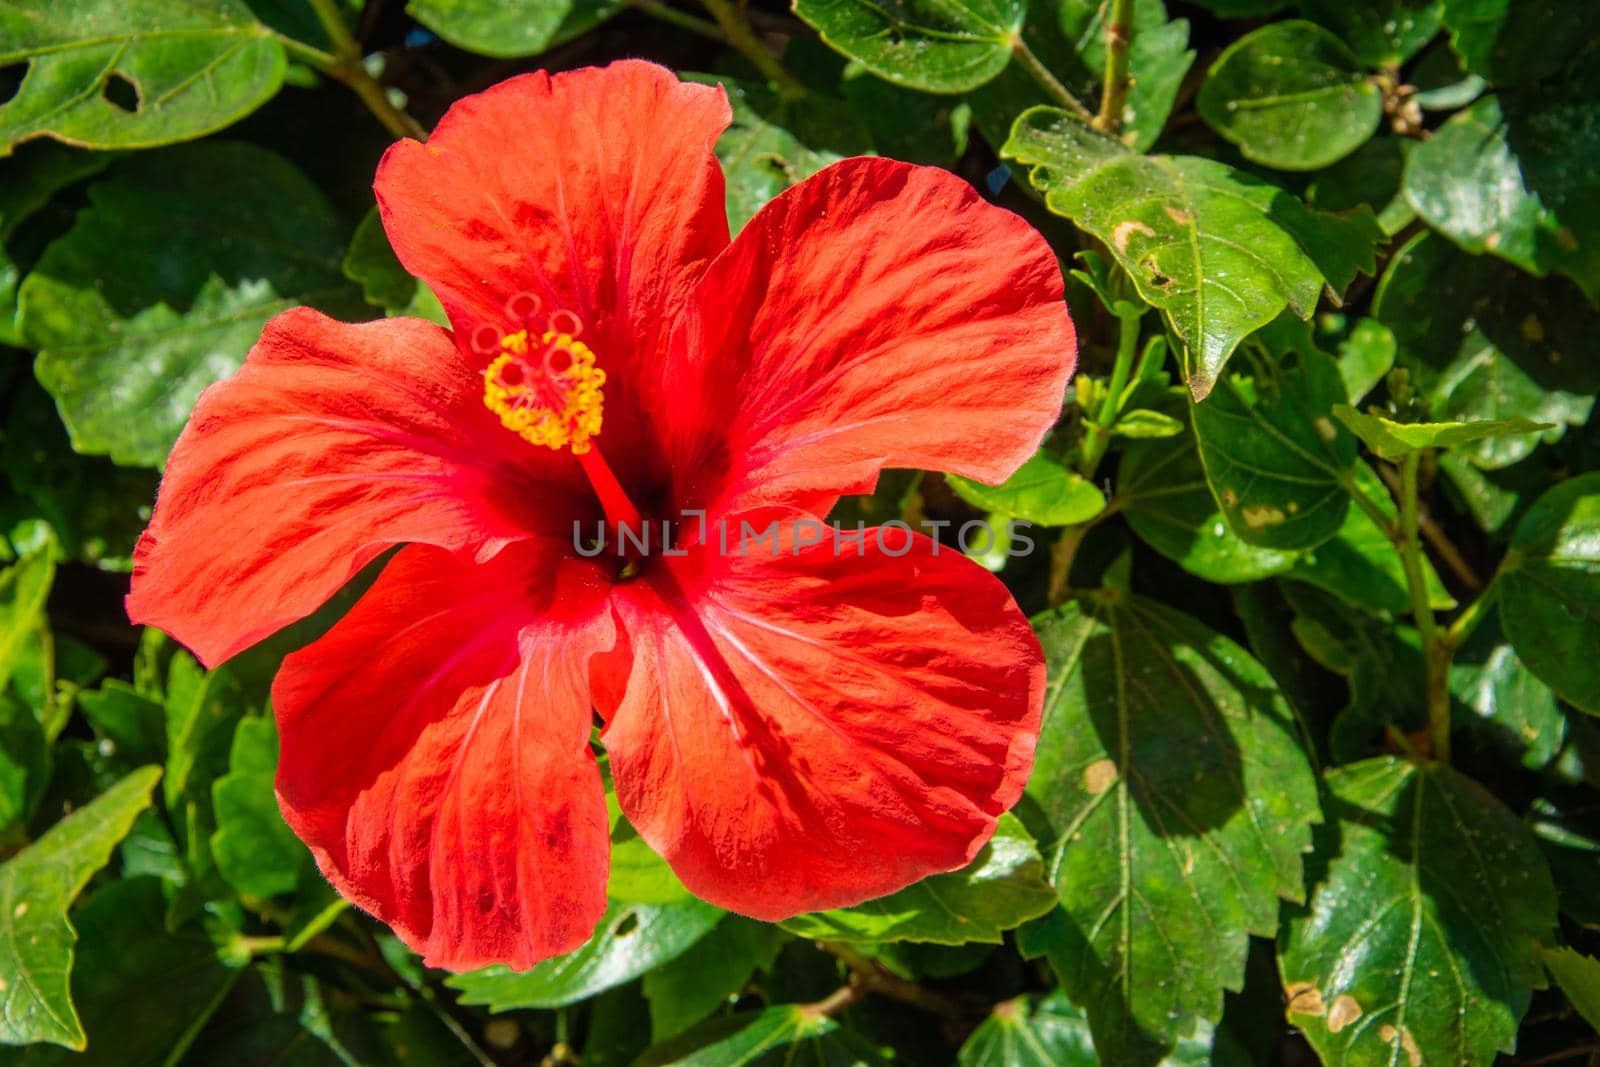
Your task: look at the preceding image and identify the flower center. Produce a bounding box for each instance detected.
[481,312,605,455]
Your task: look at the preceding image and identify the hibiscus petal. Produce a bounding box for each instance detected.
[274,541,615,971]
[597,521,1043,919]
[374,60,730,383]
[663,157,1076,519]
[127,308,585,668]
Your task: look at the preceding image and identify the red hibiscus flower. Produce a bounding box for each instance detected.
[126,61,1076,971]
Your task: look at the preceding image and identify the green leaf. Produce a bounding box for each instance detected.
[12,876,237,1066]
[1403,91,1600,301]
[162,652,249,814]
[1192,341,1357,551]
[1308,137,1417,237]
[606,787,692,905]
[1197,21,1382,171]
[957,990,1215,1066]
[0,765,160,1049]
[1437,0,1600,84]
[1023,593,1320,1065]
[1374,233,1600,469]
[0,542,53,694]
[1543,947,1600,1032]
[1119,415,1299,584]
[1334,318,1395,403]
[0,143,112,346]
[77,680,166,767]
[1278,757,1558,1067]
[643,917,786,1040]
[0,0,285,155]
[947,452,1105,527]
[779,813,1055,944]
[1109,409,1183,439]
[1003,111,1370,398]
[1297,0,1443,66]
[793,0,1025,93]
[342,207,446,325]
[1286,460,1454,616]
[1450,616,1564,770]
[450,899,723,1010]
[22,140,363,467]
[691,75,868,234]
[640,1004,890,1067]
[405,0,624,58]
[1499,472,1600,715]
[1333,404,1554,461]
[210,715,307,899]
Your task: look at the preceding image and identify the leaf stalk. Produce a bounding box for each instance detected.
[1094,0,1136,133]
[700,0,808,98]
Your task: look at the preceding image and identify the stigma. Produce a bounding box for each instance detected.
[481,311,605,455]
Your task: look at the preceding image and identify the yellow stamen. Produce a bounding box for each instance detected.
[482,328,605,454]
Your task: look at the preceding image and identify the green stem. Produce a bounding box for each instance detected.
[700,0,807,98]
[1399,452,1451,764]
[632,0,724,40]
[1078,309,1142,479]
[1011,36,1094,121]
[297,0,426,141]
[1444,583,1497,652]
[1095,0,1136,133]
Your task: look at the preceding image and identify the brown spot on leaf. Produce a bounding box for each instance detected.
[1379,1024,1422,1066]
[1111,219,1156,254]
[1522,314,1545,342]
[1241,505,1287,529]
[1163,205,1193,226]
[1284,982,1325,1016]
[1315,417,1337,442]
[1326,994,1362,1033]
[1083,758,1119,795]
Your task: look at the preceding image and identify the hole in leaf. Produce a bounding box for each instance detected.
[101,72,141,113]
[613,910,640,937]
[0,62,26,106]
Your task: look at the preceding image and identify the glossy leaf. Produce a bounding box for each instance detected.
[21,141,362,467]
[1298,0,1443,66]
[1192,341,1358,551]
[210,715,307,899]
[1373,232,1599,469]
[0,766,160,1049]
[1333,404,1553,460]
[692,75,868,233]
[1437,0,1600,84]
[450,900,723,1010]
[1499,473,1600,714]
[1404,92,1600,301]
[1279,757,1558,1067]
[1023,594,1320,1065]
[1119,416,1299,584]
[0,143,112,347]
[947,452,1105,527]
[1004,111,1371,397]
[779,814,1056,944]
[406,0,624,58]
[793,0,1025,93]
[1450,617,1564,770]
[1334,318,1395,403]
[0,0,285,155]
[1197,22,1382,171]
[642,917,787,1040]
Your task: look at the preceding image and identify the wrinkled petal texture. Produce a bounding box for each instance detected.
[274,542,615,971]
[597,524,1044,919]
[375,61,731,481]
[127,309,586,668]
[663,157,1076,521]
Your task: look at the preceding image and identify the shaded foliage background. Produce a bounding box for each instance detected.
[0,0,1598,1064]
